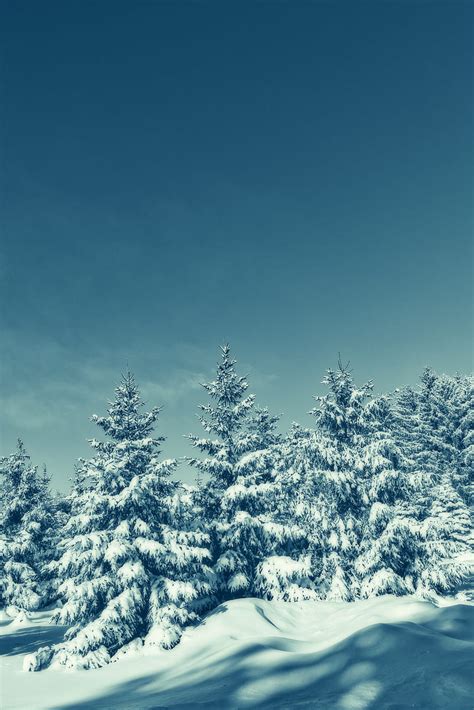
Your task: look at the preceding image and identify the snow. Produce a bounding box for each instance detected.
[1,595,473,709]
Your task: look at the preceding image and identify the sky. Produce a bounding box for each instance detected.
[1,1,472,491]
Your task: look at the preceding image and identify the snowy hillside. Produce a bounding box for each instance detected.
[1,595,473,710]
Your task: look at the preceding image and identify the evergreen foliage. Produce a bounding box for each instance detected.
[1,351,471,672]
[0,441,56,612]
[394,369,474,594]
[188,346,307,602]
[33,373,211,669]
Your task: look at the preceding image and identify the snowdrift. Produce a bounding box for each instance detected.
[1,596,473,709]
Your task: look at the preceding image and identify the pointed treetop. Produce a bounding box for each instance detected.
[16,438,28,457]
[188,345,256,455]
[201,344,251,407]
[310,359,374,440]
[91,371,163,443]
[40,464,51,488]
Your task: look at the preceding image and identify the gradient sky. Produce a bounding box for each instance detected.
[1,1,472,491]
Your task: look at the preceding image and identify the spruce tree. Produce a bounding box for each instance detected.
[0,441,54,612]
[417,369,458,475]
[452,374,474,506]
[188,345,305,601]
[420,468,473,594]
[354,395,425,597]
[393,370,474,594]
[31,373,211,670]
[300,363,372,600]
[289,361,423,600]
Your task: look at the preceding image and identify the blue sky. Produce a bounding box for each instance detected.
[1,1,472,490]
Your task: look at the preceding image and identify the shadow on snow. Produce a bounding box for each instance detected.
[50,605,474,710]
[0,624,66,657]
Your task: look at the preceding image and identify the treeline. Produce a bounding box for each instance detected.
[0,345,472,671]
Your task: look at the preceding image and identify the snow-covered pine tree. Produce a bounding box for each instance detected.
[288,360,423,600]
[37,464,63,607]
[452,374,474,506]
[409,369,472,494]
[416,369,459,476]
[419,467,473,594]
[0,441,55,613]
[353,395,426,598]
[31,373,212,670]
[247,412,315,601]
[293,362,372,600]
[393,370,474,595]
[188,345,308,602]
[392,385,420,462]
[262,422,318,600]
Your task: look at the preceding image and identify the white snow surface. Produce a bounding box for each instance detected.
[1,595,473,709]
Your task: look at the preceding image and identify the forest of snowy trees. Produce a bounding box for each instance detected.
[0,346,472,671]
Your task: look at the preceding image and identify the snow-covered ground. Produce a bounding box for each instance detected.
[1,595,473,710]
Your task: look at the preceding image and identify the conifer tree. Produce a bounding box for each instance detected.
[30,373,212,670]
[288,361,424,599]
[354,395,425,597]
[300,362,372,600]
[0,441,55,612]
[419,468,473,593]
[417,369,458,475]
[452,374,474,506]
[188,345,305,601]
[393,370,474,594]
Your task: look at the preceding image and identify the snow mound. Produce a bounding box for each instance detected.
[9,609,30,626]
[1,595,473,709]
